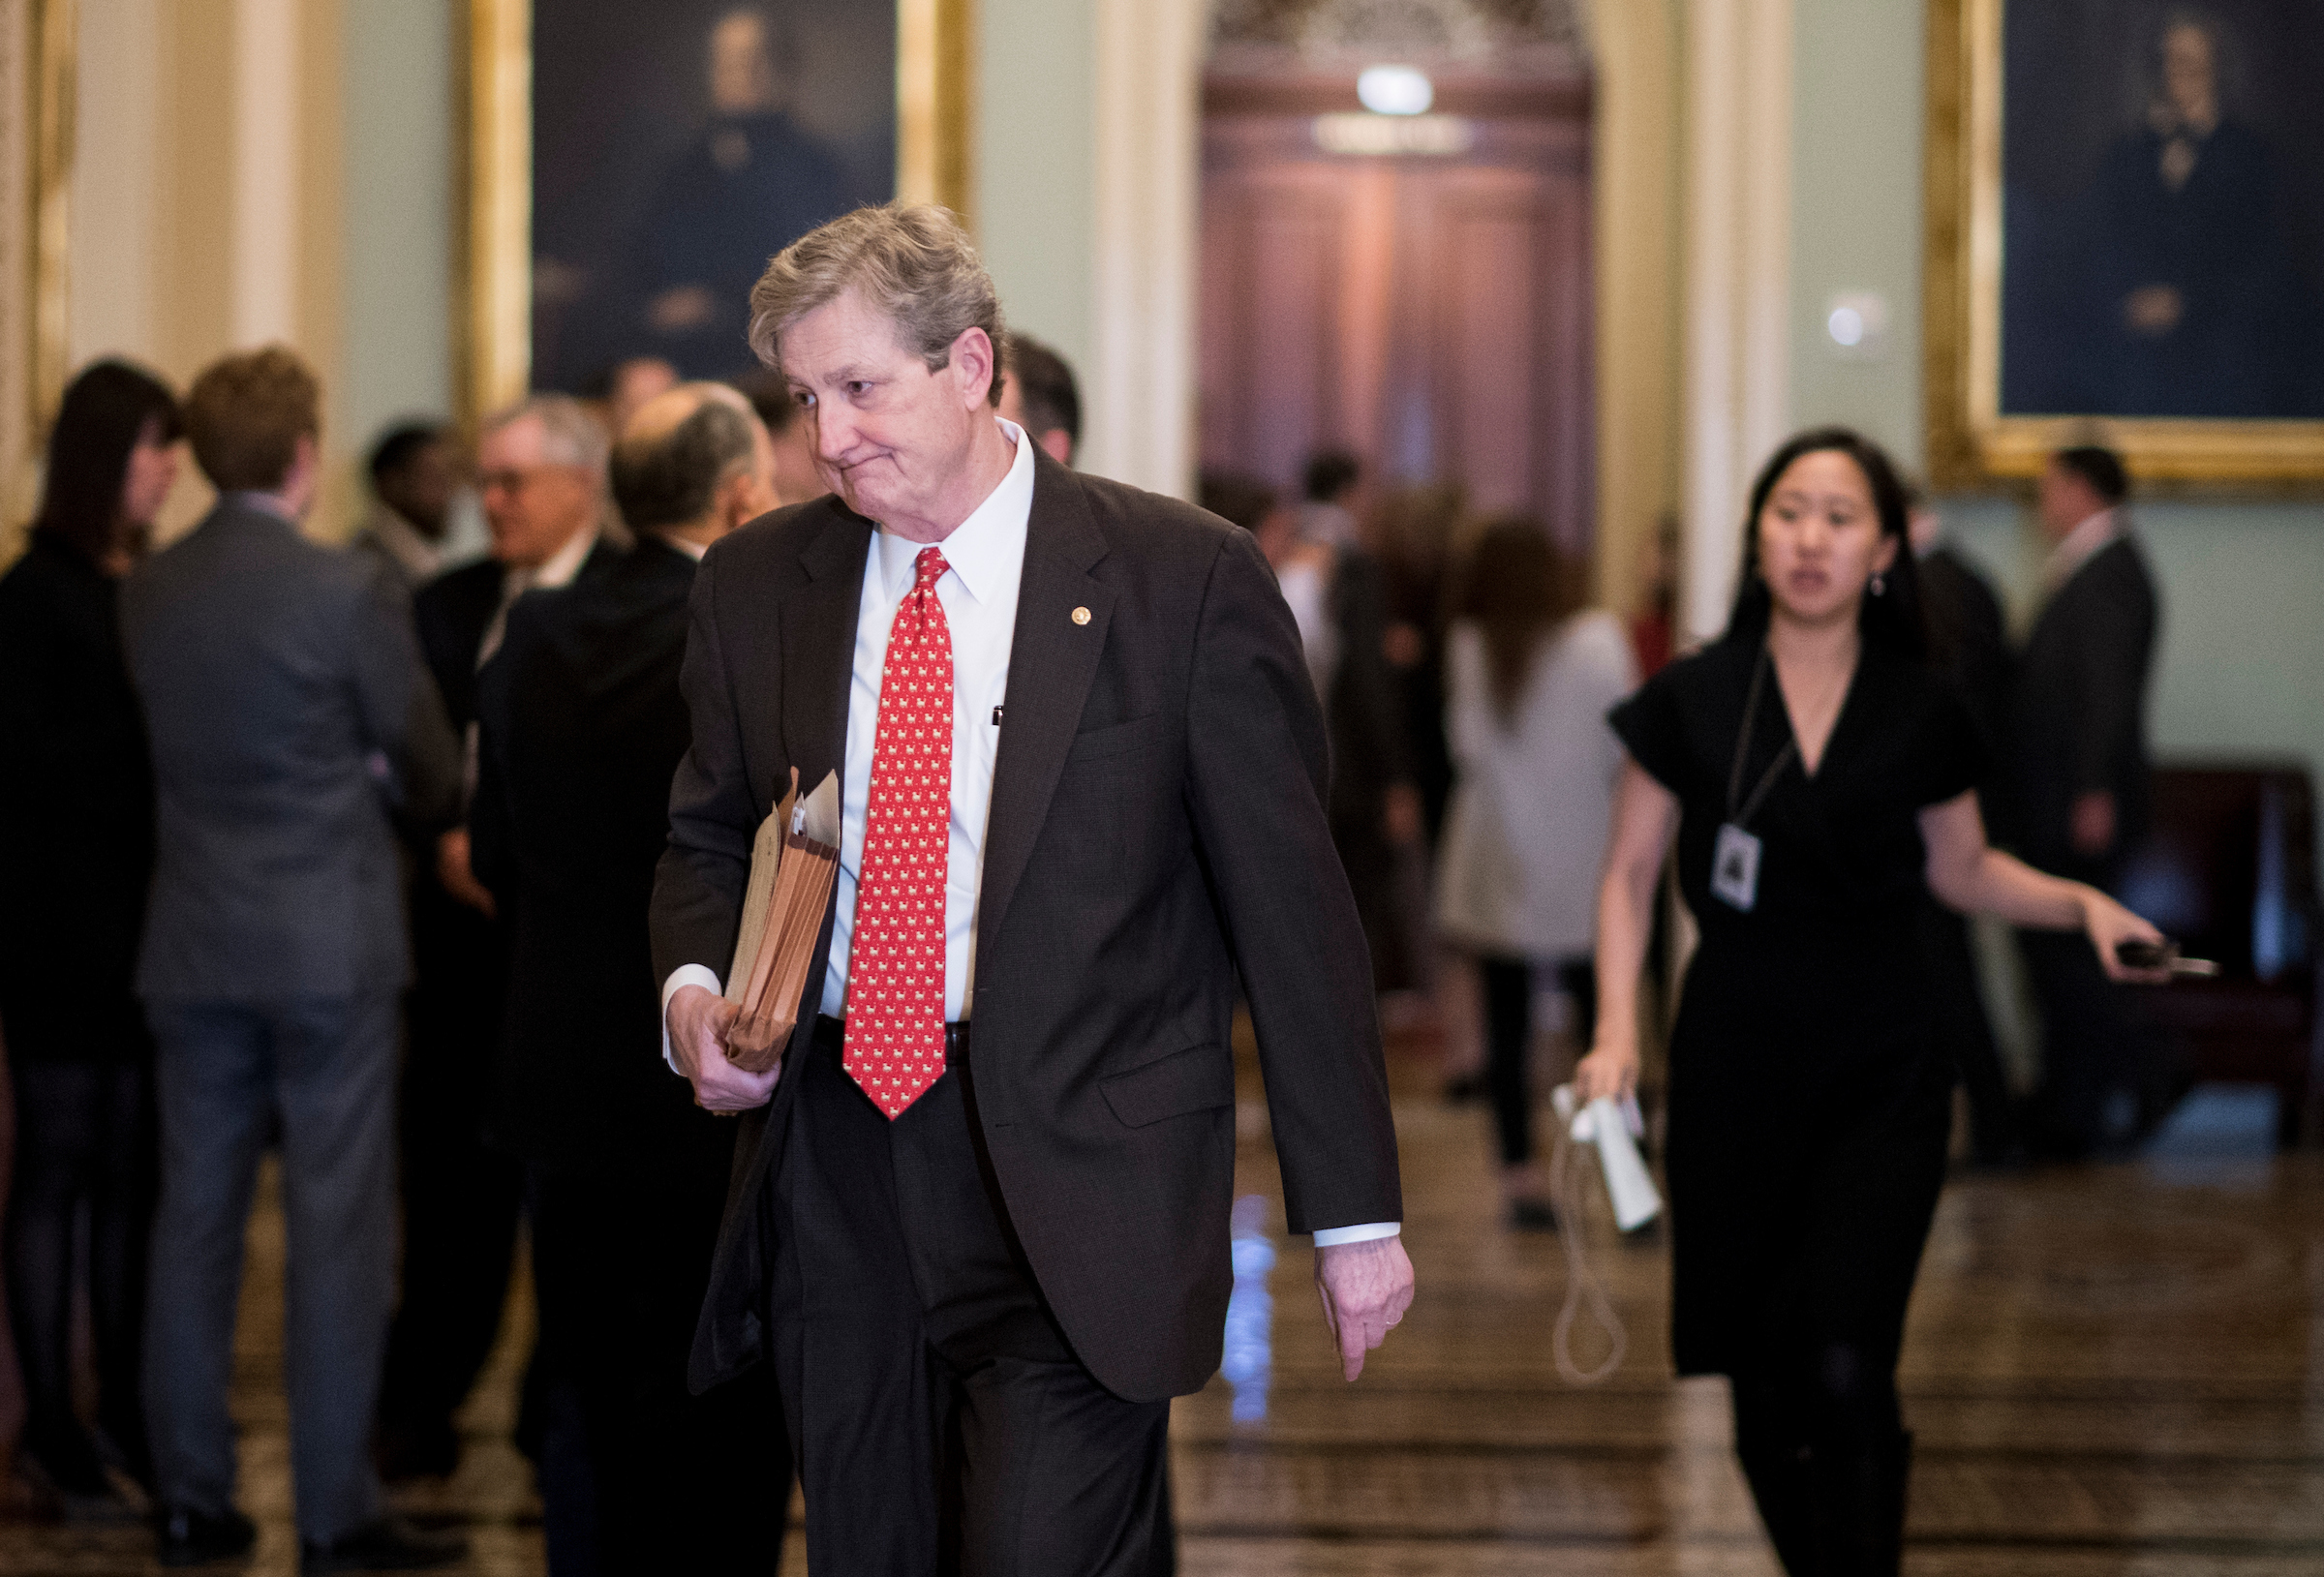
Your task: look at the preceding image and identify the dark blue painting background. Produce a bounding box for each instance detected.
[2002,0,2324,419]
[531,2,896,393]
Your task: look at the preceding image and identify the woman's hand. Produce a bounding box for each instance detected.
[1571,1037,1639,1106]
[2079,886,2169,984]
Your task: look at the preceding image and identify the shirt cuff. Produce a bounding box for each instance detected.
[659,964,724,1075]
[1311,1222,1401,1247]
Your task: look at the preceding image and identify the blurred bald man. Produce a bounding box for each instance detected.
[470,382,788,1574]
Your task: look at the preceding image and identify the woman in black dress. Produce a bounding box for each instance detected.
[0,360,182,1509]
[1573,428,2163,1574]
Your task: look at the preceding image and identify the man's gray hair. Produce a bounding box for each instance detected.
[610,388,759,530]
[480,392,608,476]
[747,202,1006,407]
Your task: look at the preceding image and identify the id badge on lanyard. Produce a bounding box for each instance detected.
[1711,823,1763,911]
[1716,649,1795,914]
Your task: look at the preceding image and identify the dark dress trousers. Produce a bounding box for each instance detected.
[472,538,787,1574]
[651,450,1402,1563]
[121,500,460,1543]
[0,530,161,1489]
[1915,544,2017,1161]
[2006,534,2161,1156]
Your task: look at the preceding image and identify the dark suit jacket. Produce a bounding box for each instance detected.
[651,448,1404,1403]
[0,531,154,1056]
[120,500,460,1001]
[472,538,736,1181]
[2008,533,2159,877]
[1917,543,2011,797]
[408,543,616,1001]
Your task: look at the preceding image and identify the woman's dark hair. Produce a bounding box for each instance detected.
[1457,514,1584,725]
[34,359,182,564]
[1726,425,1923,658]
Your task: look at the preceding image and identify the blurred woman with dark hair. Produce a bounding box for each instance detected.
[1434,518,1636,1228]
[1573,428,2164,1574]
[0,358,182,1510]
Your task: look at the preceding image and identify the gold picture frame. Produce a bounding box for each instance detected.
[1925,0,2324,488]
[461,0,975,425]
[1,0,75,542]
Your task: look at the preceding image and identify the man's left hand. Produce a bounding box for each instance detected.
[1315,1235,1415,1381]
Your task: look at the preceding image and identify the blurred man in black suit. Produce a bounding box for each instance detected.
[472,382,787,1572]
[1909,493,2019,1164]
[380,396,616,1480]
[996,331,1081,467]
[2009,445,2162,1158]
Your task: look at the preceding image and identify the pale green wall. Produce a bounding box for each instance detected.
[340,0,456,446]
[974,0,1097,391]
[1790,0,2324,798]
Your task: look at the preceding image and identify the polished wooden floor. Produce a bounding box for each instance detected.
[1,1040,2318,1574]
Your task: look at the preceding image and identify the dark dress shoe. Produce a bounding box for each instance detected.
[157,1504,258,1566]
[301,1515,467,1573]
[377,1420,462,1483]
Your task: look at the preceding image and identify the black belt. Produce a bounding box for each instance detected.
[812,1014,970,1068]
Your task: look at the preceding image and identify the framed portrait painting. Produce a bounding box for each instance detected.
[465,0,973,420]
[1927,0,2324,485]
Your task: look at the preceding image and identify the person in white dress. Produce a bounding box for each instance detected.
[1434,518,1638,1227]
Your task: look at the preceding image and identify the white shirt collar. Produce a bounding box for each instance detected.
[362,502,444,580]
[512,522,598,592]
[224,489,297,525]
[2045,506,2122,589]
[656,532,710,561]
[870,418,1034,605]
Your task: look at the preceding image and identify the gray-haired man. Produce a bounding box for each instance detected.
[654,203,1412,1570]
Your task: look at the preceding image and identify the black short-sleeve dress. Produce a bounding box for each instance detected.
[1608,634,1983,1379]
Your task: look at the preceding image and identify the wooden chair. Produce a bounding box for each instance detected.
[2117,763,2320,1148]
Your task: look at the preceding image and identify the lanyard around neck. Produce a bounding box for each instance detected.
[1726,646,1797,830]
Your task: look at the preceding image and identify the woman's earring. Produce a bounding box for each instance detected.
[1870,572,1887,596]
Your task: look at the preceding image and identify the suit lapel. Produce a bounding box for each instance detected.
[977,454,1114,960]
[780,503,872,798]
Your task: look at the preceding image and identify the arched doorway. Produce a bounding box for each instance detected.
[1198,0,1595,553]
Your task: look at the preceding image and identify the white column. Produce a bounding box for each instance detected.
[231,0,298,347]
[1680,0,1792,640]
[1085,0,1203,499]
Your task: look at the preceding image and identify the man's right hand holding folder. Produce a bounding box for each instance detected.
[671,768,842,1113]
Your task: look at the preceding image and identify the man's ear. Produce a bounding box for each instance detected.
[1037,428,1073,467]
[951,326,997,410]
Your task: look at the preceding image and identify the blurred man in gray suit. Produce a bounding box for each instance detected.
[121,348,466,1572]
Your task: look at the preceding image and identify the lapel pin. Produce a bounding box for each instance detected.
[1071,606,1091,625]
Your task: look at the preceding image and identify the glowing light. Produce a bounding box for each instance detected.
[1827,305,1866,348]
[1357,64,1434,115]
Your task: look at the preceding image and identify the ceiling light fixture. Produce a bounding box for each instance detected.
[1357,64,1434,116]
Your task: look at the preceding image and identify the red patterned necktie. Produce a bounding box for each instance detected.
[841,546,955,1118]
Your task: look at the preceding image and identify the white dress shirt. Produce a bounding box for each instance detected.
[661,421,1397,1246]
[2042,506,2122,593]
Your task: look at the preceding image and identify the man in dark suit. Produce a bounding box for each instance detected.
[471,382,790,1572]
[652,205,1411,1570]
[2008,445,2162,1158]
[1909,496,2020,1164]
[997,331,1081,466]
[121,348,465,1570]
[380,395,615,1480]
